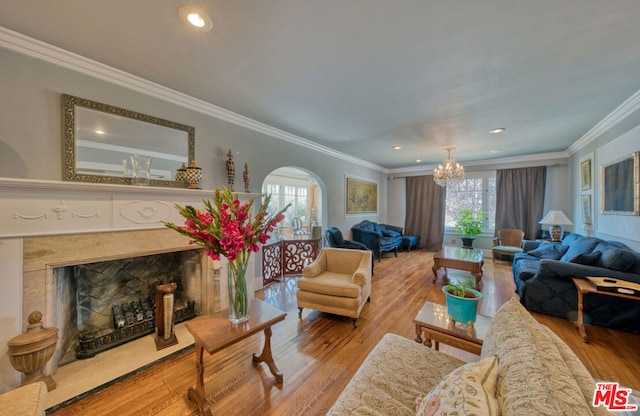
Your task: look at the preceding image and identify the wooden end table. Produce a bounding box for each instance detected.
[413,301,491,355]
[572,278,640,343]
[432,247,484,287]
[185,299,286,416]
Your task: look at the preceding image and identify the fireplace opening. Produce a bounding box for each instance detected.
[55,251,201,366]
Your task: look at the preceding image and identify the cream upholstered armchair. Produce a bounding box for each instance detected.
[297,248,372,328]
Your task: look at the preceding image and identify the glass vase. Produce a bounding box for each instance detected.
[227,260,251,324]
[131,155,152,186]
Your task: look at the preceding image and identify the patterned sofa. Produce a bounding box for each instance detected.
[327,299,609,416]
[513,233,640,333]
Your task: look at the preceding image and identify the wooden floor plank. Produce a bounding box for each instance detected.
[49,250,640,415]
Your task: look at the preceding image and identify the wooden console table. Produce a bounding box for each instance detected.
[185,300,286,416]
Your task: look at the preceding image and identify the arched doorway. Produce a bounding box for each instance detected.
[261,167,326,285]
[262,167,325,238]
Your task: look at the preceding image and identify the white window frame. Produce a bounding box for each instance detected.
[262,180,310,226]
[444,171,496,235]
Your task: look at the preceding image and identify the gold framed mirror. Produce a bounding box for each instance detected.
[63,94,195,187]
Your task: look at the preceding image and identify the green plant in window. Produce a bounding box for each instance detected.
[454,209,486,238]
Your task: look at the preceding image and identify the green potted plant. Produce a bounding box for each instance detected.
[443,277,482,325]
[454,209,486,249]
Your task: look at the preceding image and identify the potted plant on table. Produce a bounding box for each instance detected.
[454,209,486,249]
[443,278,483,326]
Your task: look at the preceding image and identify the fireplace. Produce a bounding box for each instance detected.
[22,228,220,377]
[0,178,261,404]
[55,251,200,365]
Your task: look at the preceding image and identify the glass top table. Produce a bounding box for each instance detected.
[413,301,491,355]
[432,246,484,287]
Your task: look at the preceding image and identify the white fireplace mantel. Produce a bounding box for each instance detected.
[0,177,263,394]
[0,177,261,238]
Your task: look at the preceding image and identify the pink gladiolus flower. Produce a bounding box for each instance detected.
[164,187,289,267]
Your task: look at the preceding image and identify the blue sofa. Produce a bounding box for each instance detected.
[513,233,640,333]
[351,220,403,262]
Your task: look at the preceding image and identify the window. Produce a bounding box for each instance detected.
[263,183,309,225]
[444,173,496,233]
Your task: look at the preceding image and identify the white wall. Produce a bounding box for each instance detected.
[0,45,387,391]
[570,114,640,251]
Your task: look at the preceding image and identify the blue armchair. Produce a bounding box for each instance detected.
[325,227,374,273]
[351,220,403,262]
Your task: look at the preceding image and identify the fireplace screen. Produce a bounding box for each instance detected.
[56,252,198,364]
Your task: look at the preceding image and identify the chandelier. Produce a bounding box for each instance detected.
[433,147,465,187]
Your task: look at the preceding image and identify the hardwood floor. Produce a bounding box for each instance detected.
[49,250,640,415]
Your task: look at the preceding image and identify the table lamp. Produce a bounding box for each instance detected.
[539,210,572,242]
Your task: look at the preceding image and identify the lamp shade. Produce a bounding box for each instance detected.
[539,210,572,225]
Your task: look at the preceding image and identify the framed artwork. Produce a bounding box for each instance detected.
[581,194,592,225]
[580,158,592,191]
[600,151,639,216]
[346,176,378,214]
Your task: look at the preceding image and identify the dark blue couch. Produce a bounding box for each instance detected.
[351,220,403,262]
[513,233,640,333]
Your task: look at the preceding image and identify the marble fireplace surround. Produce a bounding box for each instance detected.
[0,178,261,406]
[23,229,216,371]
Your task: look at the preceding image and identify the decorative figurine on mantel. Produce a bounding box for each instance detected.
[243,162,250,193]
[226,149,235,191]
[175,162,188,188]
[186,159,202,189]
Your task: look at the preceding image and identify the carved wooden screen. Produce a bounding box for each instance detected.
[262,238,321,284]
[262,240,283,285]
[283,239,319,276]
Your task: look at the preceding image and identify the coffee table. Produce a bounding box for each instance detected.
[185,299,286,416]
[432,246,484,287]
[413,301,491,355]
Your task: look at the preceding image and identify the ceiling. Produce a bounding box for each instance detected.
[2,0,640,169]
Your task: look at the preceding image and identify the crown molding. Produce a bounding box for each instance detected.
[0,26,385,172]
[567,89,640,155]
[387,151,569,176]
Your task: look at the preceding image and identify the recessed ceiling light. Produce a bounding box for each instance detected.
[392,145,402,150]
[179,6,213,32]
[415,159,422,163]
[490,128,505,134]
[94,129,106,135]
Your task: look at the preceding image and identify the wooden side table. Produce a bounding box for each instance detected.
[185,299,286,416]
[572,278,640,343]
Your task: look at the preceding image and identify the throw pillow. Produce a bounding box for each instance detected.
[559,237,601,262]
[382,229,401,238]
[599,248,636,272]
[373,224,383,237]
[527,243,569,260]
[415,356,499,416]
[568,251,601,266]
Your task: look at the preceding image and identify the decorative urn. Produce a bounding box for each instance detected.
[7,311,58,391]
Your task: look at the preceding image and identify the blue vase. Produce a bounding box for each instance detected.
[443,287,482,324]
